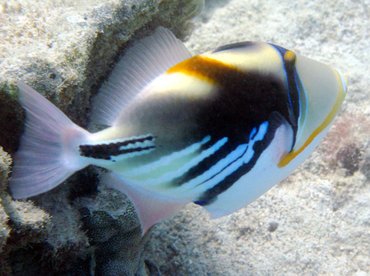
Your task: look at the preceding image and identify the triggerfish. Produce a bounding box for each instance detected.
[10,27,347,233]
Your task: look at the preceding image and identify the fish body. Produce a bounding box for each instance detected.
[10,28,346,232]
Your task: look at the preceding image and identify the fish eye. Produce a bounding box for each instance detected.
[284,50,296,64]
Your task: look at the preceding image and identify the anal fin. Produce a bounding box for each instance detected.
[102,173,187,234]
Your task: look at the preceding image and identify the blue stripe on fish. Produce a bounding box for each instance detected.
[127,136,212,178]
[171,126,262,188]
[181,143,249,190]
[129,137,228,186]
[171,140,240,187]
[194,117,280,206]
[151,137,228,185]
[170,123,269,197]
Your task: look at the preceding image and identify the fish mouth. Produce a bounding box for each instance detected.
[335,68,348,96]
[278,66,347,168]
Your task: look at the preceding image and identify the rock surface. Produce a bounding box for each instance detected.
[0,0,203,274]
[143,0,370,275]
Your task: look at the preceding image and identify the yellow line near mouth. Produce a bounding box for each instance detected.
[278,70,346,167]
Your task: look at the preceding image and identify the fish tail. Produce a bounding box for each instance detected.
[9,82,91,199]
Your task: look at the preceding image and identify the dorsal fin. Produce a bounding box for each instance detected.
[91,27,192,126]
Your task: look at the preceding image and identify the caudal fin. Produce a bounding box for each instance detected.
[9,82,90,199]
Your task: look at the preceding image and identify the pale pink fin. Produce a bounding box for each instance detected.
[102,173,187,234]
[9,82,90,199]
[90,27,192,126]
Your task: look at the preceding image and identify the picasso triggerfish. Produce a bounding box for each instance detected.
[10,27,347,233]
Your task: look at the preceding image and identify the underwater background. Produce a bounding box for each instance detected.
[0,0,369,274]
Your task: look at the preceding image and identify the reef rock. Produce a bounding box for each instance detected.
[0,0,203,274]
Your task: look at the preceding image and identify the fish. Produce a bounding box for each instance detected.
[9,27,347,233]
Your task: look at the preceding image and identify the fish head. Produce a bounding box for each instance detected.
[279,52,347,167]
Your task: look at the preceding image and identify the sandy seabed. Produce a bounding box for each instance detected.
[144,0,370,275]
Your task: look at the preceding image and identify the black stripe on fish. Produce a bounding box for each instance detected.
[131,50,299,180]
[195,143,250,189]
[79,135,155,160]
[171,139,236,186]
[169,58,285,141]
[155,55,296,187]
[151,55,294,149]
[194,112,285,206]
[269,43,300,150]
